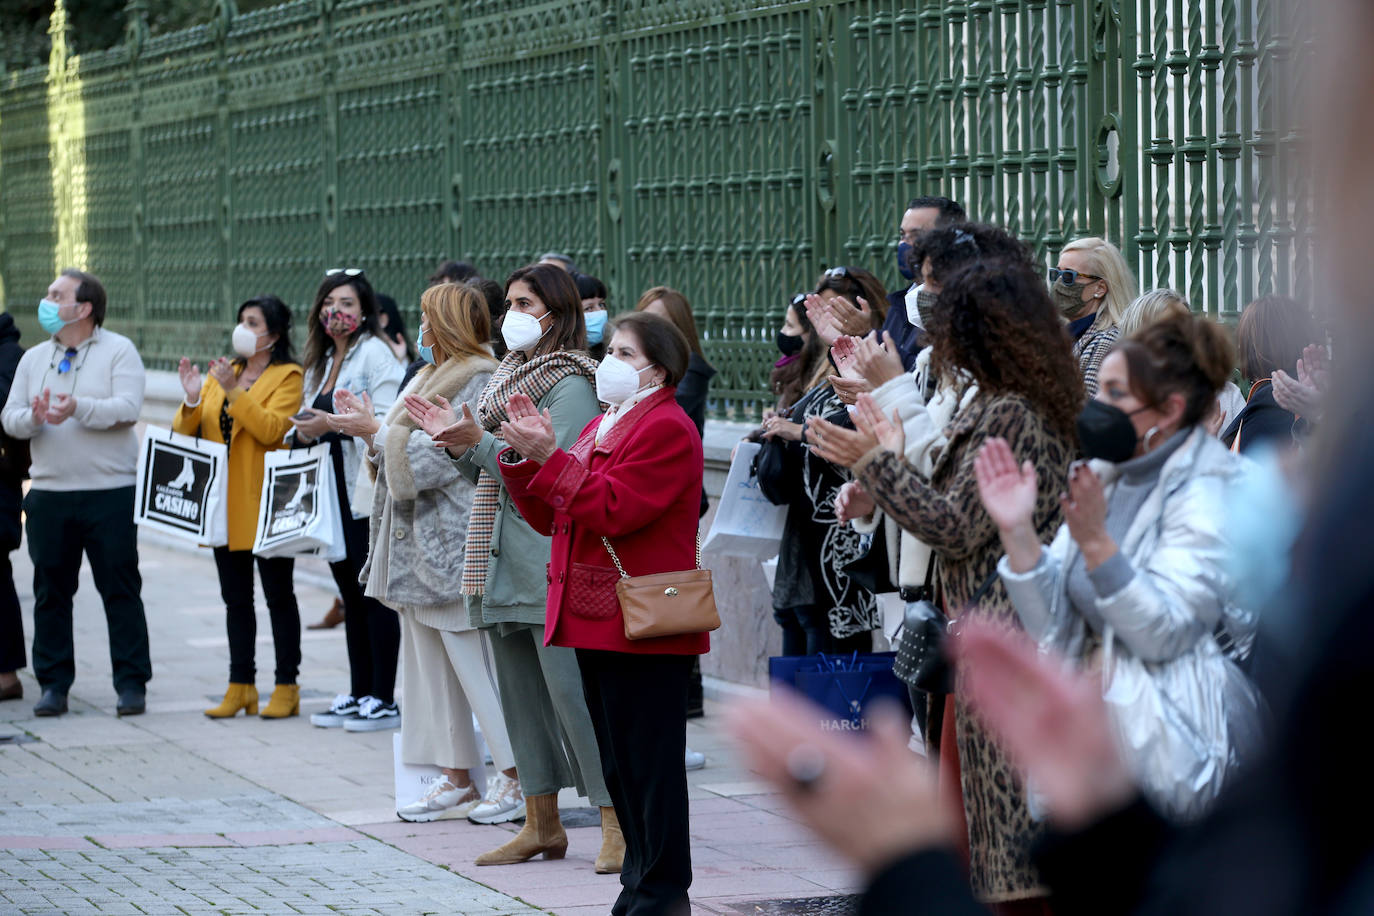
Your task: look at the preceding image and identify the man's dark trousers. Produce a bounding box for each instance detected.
[24,486,150,694]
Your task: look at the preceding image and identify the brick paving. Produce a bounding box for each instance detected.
[0,534,857,914]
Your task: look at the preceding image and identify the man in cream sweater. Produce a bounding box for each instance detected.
[1,269,150,718]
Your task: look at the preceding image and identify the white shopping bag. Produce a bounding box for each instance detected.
[702,441,787,559]
[252,444,346,561]
[134,427,229,547]
[392,733,487,814]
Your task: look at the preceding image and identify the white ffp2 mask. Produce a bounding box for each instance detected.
[501,310,548,353]
[595,355,655,405]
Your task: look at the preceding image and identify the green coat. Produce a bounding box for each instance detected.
[456,374,601,627]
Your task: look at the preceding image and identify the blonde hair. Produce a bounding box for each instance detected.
[1060,237,1138,333]
[419,282,493,365]
[1118,288,1191,338]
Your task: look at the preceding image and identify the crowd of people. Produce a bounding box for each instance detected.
[0,188,1330,914]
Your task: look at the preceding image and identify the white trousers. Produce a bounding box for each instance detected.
[399,614,515,772]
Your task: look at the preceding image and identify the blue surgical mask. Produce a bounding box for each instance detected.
[897,241,916,282]
[417,326,436,365]
[585,310,609,346]
[38,298,78,335]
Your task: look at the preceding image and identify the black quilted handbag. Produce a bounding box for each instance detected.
[893,555,948,692]
[893,559,1004,695]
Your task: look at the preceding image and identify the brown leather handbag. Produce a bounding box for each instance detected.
[601,534,721,640]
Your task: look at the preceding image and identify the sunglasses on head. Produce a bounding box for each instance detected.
[823,266,850,279]
[1048,267,1101,286]
[325,267,366,278]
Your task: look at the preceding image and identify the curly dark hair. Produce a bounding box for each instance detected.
[910,222,1034,287]
[928,258,1083,441]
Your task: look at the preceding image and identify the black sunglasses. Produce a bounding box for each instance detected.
[1048,267,1101,286]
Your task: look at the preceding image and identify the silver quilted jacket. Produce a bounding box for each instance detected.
[999,426,1265,820]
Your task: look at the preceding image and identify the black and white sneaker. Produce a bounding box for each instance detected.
[343,696,400,732]
[310,693,361,728]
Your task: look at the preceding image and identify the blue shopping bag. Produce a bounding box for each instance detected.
[768,652,913,732]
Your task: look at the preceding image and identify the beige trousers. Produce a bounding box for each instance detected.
[399,613,515,771]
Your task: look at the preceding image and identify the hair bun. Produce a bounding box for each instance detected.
[1183,314,1236,392]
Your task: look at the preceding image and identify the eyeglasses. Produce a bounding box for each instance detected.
[823,266,850,279]
[57,347,78,374]
[1048,267,1101,286]
[325,267,366,278]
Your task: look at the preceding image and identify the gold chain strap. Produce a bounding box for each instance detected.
[601,533,702,580]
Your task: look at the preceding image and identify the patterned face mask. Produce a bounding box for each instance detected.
[320,307,361,337]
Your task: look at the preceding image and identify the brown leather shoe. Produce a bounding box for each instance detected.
[0,678,22,701]
[307,598,345,630]
[475,794,567,865]
[595,806,625,874]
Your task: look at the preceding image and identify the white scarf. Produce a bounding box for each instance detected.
[595,384,663,444]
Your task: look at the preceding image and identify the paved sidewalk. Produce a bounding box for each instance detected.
[1,534,859,914]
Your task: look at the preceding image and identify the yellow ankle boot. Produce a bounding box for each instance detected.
[475,794,568,865]
[259,684,300,719]
[595,805,625,874]
[205,683,258,718]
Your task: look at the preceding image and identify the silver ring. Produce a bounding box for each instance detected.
[785,744,827,793]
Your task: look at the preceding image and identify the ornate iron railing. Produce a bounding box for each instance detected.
[0,0,1309,418]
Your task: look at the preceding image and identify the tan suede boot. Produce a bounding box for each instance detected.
[474,794,568,865]
[259,684,300,719]
[204,683,258,718]
[595,805,625,874]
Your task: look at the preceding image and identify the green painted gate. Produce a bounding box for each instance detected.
[0,0,1310,417]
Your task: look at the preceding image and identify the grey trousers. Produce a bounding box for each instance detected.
[488,621,611,804]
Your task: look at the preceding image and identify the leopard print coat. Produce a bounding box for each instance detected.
[855,391,1074,902]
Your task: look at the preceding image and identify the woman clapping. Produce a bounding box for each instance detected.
[175,296,304,719]
[499,311,708,914]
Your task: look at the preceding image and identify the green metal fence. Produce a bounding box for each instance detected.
[0,0,1309,418]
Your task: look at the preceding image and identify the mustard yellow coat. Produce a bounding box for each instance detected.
[172,362,304,551]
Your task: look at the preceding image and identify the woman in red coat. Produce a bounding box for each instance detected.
[499,311,707,916]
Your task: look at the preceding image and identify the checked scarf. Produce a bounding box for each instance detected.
[461,348,599,595]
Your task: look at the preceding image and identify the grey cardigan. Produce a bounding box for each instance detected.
[454,373,601,627]
[359,357,495,624]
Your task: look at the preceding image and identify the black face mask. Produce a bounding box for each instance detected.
[1076,399,1147,463]
[776,330,805,357]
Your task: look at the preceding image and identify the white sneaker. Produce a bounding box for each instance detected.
[466,772,525,825]
[343,696,400,732]
[685,747,706,770]
[397,779,481,823]
[310,694,360,728]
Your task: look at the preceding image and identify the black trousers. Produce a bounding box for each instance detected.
[578,648,693,916]
[0,479,25,673]
[24,486,151,694]
[331,511,399,703]
[212,547,300,685]
[775,605,873,657]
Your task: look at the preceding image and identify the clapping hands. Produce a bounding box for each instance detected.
[405,393,483,455]
[325,388,379,439]
[806,393,903,470]
[1272,343,1331,420]
[499,392,558,464]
